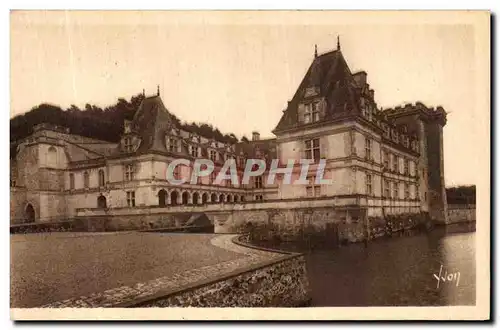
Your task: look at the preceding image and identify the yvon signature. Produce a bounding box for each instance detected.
[433,265,461,289]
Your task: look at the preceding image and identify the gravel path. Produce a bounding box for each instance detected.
[10,232,243,308]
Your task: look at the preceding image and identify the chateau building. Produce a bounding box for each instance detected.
[10,41,448,227]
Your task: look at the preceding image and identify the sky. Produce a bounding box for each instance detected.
[10,11,488,187]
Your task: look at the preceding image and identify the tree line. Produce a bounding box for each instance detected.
[10,94,250,158]
[446,185,476,205]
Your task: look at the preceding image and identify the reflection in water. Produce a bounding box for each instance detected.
[256,224,475,306]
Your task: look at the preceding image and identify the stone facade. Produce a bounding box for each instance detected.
[10,42,448,231]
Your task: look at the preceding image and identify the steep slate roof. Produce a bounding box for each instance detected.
[130,95,175,154]
[235,138,277,159]
[273,49,361,133]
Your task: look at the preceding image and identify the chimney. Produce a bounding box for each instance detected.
[124,119,132,134]
[252,131,260,141]
[352,71,367,88]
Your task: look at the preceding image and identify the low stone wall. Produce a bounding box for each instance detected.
[134,252,310,307]
[447,204,475,224]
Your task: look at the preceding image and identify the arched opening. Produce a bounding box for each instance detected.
[182,191,189,205]
[234,195,239,203]
[202,193,208,204]
[47,146,57,167]
[97,195,107,208]
[211,193,217,203]
[241,196,245,202]
[219,194,225,203]
[158,189,167,207]
[227,195,233,203]
[25,203,35,223]
[192,192,200,205]
[171,191,179,205]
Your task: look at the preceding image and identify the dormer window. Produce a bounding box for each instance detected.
[210,150,217,162]
[168,137,179,153]
[124,137,133,153]
[304,102,321,124]
[190,145,198,158]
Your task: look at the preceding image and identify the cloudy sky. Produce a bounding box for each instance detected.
[10,11,489,187]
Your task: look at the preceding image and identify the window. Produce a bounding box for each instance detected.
[404,158,409,175]
[10,179,16,187]
[190,145,198,158]
[125,164,134,181]
[405,183,410,200]
[126,191,136,207]
[393,181,399,199]
[83,171,89,188]
[304,102,321,123]
[255,195,264,201]
[254,176,263,189]
[306,175,321,197]
[392,155,398,172]
[124,137,133,153]
[305,138,320,162]
[383,151,389,169]
[365,137,372,160]
[210,150,217,162]
[98,169,105,187]
[384,179,390,198]
[69,173,75,190]
[416,185,420,200]
[168,137,179,153]
[366,173,373,195]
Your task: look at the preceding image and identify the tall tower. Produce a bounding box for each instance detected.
[423,106,448,223]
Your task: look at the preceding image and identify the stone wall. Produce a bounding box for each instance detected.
[447,204,475,224]
[135,254,310,307]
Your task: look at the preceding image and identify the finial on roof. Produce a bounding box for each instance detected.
[337,35,341,51]
[314,44,318,58]
[157,85,160,96]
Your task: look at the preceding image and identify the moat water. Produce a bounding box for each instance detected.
[255,223,476,306]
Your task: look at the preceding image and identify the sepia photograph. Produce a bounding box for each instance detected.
[9,10,490,321]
